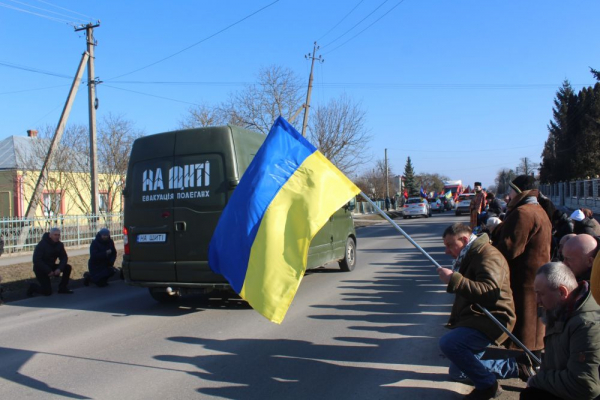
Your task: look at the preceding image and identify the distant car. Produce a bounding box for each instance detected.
[455,193,476,216]
[428,198,443,213]
[403,197,431,218]
[440,196,455,211]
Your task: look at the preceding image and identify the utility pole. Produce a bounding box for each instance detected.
[75,22,101,215]
[301,42,323,137]
[385,148,389,200]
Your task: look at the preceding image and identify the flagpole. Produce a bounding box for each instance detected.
[358,192,542,366]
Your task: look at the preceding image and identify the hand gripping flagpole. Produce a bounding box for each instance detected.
[358,192,542,366]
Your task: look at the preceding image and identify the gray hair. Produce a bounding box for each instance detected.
[536,262,578,291]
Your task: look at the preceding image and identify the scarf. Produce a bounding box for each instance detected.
[451,234,477,272]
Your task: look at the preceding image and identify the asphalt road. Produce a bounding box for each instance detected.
[0,213,525,399]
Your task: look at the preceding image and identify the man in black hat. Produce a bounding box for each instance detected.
[470,182,486,229]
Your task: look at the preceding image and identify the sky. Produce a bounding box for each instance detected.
[1,0,599,189]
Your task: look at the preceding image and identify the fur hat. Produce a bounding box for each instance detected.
[510,175,536,193]
[474,182,482,187]
[570,209,585,222]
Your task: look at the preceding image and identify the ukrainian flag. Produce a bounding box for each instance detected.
[208,117,360,323]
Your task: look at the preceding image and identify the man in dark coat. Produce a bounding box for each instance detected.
[27,228,73,296]
[521,262,600,400]
[571,209,600,236]
[492,175,551,353]
[437,223,516,399]
[84,228,117,287]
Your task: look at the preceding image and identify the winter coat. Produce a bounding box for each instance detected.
[487,198,503,217]
[530,283,600,400]
[88,232,117,280]
[446,234,516,345]
[492,189,552,351]
[553,211,575,240]
[573,217,600,236]
[33,232,68,274]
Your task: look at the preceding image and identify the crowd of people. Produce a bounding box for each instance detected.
[25,227,119,297]
[437,175,600,400]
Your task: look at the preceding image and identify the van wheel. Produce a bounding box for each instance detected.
[149,288,179,303]
[339,237,356,272]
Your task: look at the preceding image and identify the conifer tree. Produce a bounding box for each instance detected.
[403,157,418,196]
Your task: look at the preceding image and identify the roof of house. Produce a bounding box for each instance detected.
[0,136,39,170]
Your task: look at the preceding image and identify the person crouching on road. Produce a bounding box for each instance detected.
[84,228,117,287]
[437,223,516,399]
[521,262,600,400]
[28,228,73,296]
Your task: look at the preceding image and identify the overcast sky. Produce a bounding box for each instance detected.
[1,0,599,188]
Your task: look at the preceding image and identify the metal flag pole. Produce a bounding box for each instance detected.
[358,192,542,366]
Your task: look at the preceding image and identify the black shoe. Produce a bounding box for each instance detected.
[58,288,74,294]
[516,352,536,382]
[26,284,35,297]
[464,381,502,399]
[83,272,90,287]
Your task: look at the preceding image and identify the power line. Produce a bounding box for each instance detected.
[6,0,86,24]
[35,0,96,21]
[106,0,280,81]
[0,1,76,25]
[321,0,390,49]
[0,60,73,79]
[317,0,364,42]
[324,0,406,55]
[388,144,540,153]
[0,84,69,95]
[102,84,203,106]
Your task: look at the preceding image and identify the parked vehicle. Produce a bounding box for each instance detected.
[443,180,463,201]
[403,197,431,218]
[455,193,475,216]
[121,125,358,303]
[428,198,443,213]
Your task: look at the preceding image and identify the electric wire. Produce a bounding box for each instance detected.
[0,1,76,25]
[102,84,203,106]
[0,84,69,95]
[0,60,73,79]
[317,0,364,42]
[321,0,389,49]
[35,0,96,21]
[6,0,86,24]
[324,0,406,55]
[106,0,280,81]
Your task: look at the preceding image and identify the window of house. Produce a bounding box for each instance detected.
[42,192,62,217]
[99,192,109,213]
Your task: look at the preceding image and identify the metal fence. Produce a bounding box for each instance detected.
[0,213,123,255]
[539,179,600,213]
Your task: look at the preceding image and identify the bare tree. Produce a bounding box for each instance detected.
[15,125,83,217]
[307,94,372,175]
[415,172,450,194]
[178,103,226,129]
[219,65,304,134]
[516,157,539,177]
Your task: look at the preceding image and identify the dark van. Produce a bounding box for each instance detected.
[122,125,357,302]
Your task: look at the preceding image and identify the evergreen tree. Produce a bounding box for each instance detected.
[540,80,577,182]
[572,83,600,178]
[591,67,600,81]
[403,156,418,196]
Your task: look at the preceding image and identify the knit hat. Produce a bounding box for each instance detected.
[510,175,536,193]
[570,209,585,222]
[99,228,111,236]
[486,217,501,232]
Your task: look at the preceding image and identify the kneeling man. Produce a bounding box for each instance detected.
[438,223,516,399]
[521,262,600,400]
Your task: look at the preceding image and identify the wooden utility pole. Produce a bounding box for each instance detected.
[76,22,100,215]
[301,42,323,137]
[385,148,389,200]
[23,52,90,219]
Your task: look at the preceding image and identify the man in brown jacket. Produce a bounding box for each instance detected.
[438,223,516,399]
[492,175,551,354]
[470,182,486,229]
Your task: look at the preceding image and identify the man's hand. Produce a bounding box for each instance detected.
[54,269,61,276]
[437,267,454,284]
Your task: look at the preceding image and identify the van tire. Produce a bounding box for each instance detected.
[339,237,356,272]
[149,288,179,303]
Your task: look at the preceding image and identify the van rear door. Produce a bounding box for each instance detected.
[171,153,227,283]
[126,134,177,282]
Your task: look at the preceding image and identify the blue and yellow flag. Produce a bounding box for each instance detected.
[208,117,360,323]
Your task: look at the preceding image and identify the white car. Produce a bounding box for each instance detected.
[455,193,476,216]
[403,197,431,218]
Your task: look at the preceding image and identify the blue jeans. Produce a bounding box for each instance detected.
[439,327,518,389]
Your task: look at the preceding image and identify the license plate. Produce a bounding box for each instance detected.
[137,233,167,243]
